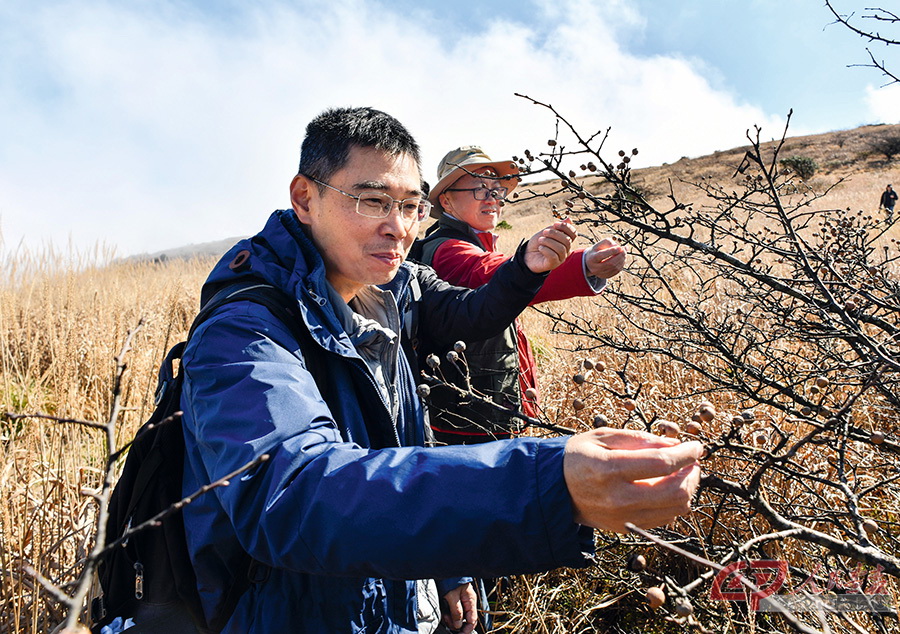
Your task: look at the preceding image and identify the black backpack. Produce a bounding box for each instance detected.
[91,281,318,633]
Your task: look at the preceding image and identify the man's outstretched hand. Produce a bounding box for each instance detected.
[564,427,703,533]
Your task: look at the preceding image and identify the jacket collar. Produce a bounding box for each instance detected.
[437,213,498,252]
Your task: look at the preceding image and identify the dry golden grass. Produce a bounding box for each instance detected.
[2,123,899,632]
[0,247,214,632]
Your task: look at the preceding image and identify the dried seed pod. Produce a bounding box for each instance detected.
[691,412,703,423]
[645,586,666,609]
[593,414,609,428]
[815,376,829,388]
[809,385,820,395]
[573,373,586,385]
[547,139,557,146]
[568,170,576,178]
[416,384,431,398]
[582,358,595,370]
[684,421,702,436]
[524,387,539,401]
[627,553,647,572]
[453,341,467,353]
[622,398,637,412]
[674,599,693,617]
[657,421,680,438]
[446,350,459,363]
[731,415,745,427]
[594,360,606,372]
[698,406,716,422]
[862,519,879,536]
[618,149,626,157]
[871,430,885,444]
[573,398,586,411]
[800,406,812,416]
[425,354,440,369]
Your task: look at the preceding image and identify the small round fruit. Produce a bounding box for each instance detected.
[416,384,431,398]
[815,376,829,388]
[698,406,716,423]
[582,358,595,370]
[862,519,879,536]
[593,414,609,428]
[627,553,647,572]
[741,410,755,421]
[594,360,606,372]
[573,373,586,385]
[425,354,440,369]
[731,415,745,427]
[453,341,467,353]
[684,421,702,435]
[645,586,666,609]
[446,350,459,363]
[658,421,680,438]
[524,388,538,401]
[871,430,885,444]
[622,399,637,411]
[573,398,586,411]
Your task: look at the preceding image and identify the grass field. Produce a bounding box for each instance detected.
[2,123,899,633]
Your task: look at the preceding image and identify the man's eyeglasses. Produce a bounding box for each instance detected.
[305,175,432,222]
[445,186,509,201]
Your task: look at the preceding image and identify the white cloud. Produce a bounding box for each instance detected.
[0,0,790,256]
[865,83,900,125]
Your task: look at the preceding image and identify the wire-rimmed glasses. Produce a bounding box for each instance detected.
[444,186,509,201]
[306,175,432,222]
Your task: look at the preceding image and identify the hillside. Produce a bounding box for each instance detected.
[502,121,900,230]
[134,122,900,261]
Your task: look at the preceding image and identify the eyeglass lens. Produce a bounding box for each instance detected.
[357,192,430,221]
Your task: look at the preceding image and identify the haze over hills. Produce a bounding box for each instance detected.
[131,122,900,262]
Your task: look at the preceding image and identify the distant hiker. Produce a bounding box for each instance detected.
[409,145,627,445]
[880,184,897,218]
[136,107,704,634]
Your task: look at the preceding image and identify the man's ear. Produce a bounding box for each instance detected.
[290,174,314,225]
[438,191,452,214]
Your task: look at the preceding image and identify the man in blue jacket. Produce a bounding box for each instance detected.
[178,106,703,633]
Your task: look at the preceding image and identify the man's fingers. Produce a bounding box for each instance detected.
[609,443,705,482]
[585,426,682,449]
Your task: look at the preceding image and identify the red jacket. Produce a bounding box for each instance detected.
[430,230,600,418]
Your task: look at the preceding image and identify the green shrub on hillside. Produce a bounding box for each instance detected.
[779,155,818,180]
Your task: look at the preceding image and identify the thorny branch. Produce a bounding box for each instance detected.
[423,97,900,632]
[17,323,270,630]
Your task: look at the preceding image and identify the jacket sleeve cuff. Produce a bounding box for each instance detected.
[437,577,474,596]
[512,240,551,283]
[535,437,596,569]
[581,251,608,294]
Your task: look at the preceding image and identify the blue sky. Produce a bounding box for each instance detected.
[1,0,897,256]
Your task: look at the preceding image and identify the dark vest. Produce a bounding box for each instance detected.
[411,216,522,444]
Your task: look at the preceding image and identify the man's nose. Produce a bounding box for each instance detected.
[381,207,415,238]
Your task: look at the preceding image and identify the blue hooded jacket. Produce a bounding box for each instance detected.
[180,209,594,632]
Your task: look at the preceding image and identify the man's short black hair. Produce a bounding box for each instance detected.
[299,107,422,185]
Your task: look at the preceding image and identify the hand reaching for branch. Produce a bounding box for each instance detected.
[524,220,577,273]
[563,428,703,533]
[585,237,627,279]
